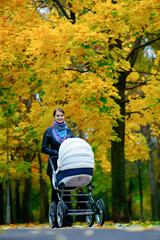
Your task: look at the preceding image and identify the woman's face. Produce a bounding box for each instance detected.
[54,110,65,124]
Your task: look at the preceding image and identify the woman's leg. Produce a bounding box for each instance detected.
[63,191,73,226]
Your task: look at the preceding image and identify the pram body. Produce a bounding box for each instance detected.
[49,138,105,228]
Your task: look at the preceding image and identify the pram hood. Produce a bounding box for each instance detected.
[56,138,94,173]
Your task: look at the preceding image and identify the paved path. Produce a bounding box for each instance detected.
[0,228,160,240]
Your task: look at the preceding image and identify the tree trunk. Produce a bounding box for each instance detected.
[22,153,34,223]
[15,180,21,223]
[23,175,32,223]
[147,152,160,220]
[143,124,160,220]
[111,71,130,222]
[104,190,110,220]
[111,37,142,222]
[128,179,133,219]
[0,183,4,224]
[42,180,49,222]
[157,142,160,211]
[38,153,49,223]
[137,160,144,221]
[9,181,14,223]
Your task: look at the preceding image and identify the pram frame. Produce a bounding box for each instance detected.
[49,157,105,228]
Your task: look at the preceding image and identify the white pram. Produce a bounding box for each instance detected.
[49,138,105,228]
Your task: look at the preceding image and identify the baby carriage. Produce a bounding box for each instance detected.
[48,138,105,228]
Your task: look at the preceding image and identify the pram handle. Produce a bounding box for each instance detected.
[49,157,58,189]
[49,156,57,172]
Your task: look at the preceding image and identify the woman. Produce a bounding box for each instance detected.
[41,108,74,227]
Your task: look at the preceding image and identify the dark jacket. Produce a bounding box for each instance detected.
[41,126,74,175]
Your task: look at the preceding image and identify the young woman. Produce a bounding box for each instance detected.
[41,108,74,226]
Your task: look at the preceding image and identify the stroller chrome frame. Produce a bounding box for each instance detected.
[48,157,105,228]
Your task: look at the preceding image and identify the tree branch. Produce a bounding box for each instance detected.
[126,36,160,61]
[128,37,142,68]
[64,67,88,73]
[126,111,143,119]
[53,0,70,20]
[121,94,145,105]
[126,80,149,90]
[132,71,160,76]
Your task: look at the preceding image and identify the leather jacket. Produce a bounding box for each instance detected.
[41,126,74,175]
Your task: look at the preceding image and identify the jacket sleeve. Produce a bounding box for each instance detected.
[41,129,58,156]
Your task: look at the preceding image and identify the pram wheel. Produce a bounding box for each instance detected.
[49,201,57,228]
[86,202,95,227]
[86,214,94,227]
[57,200,67,227]
[95,199,105,226]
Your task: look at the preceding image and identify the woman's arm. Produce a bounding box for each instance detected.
[41,128,58,156]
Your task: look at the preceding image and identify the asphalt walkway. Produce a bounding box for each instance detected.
[0,227,160,240]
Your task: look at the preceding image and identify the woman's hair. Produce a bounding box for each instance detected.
[53,108,65,117]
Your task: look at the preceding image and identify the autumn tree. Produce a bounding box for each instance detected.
[34,0,160,222]
[0,0,50,223]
